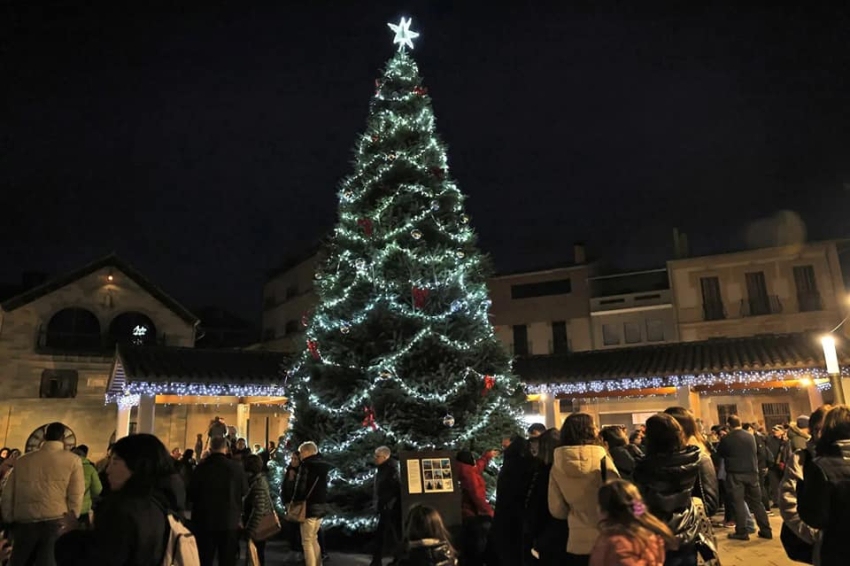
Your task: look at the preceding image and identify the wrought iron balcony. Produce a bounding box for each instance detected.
[740,295,782,317]
[702,301,726,321]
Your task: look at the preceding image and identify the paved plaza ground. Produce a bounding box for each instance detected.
[264,514,795,566]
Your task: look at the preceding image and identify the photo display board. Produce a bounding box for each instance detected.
[399,450,462,532]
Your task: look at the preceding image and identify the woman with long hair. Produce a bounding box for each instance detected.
[600,426,642,481]
[663,407,719,516]
[524,428,566,566]
[244,454,274,566]
[55,433,186,565]
[633,414,703,566]
[589,479,678,566]
[798,405,850,566]
[549,413,620,566]
[397,504,457,566]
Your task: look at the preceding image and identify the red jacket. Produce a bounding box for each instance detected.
[457,452,494,519]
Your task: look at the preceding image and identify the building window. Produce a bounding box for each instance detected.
[39,370,78,398]
[262,328,276,341]
[44,308,102,351]
[109,312,157,347]
[284,320,300,335]
[793,265,822,312]
[717,404,738,426]
[523,400,541,413]
[511,279,571,300]
[700,277,724,320]
[646,319,665,342]
[559,398,575,413]
[551,321,568,354]
[624,322,641,344]
[744,271,772,316]
[762,402,791,429]
[602,324,620,346]
[512,325,529,356]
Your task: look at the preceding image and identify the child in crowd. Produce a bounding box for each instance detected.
[397,505,457,566]
[589,480,677,566]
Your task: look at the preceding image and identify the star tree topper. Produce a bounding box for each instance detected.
[388,17,419,51]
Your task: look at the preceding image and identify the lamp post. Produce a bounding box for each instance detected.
[821,335,845,405]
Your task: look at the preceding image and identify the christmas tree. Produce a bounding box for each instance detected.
[285,17,525,531]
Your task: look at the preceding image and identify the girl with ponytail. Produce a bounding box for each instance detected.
[589,480,677,566]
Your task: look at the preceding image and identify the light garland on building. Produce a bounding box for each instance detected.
[104,381,287,405]
[525,368,846,397]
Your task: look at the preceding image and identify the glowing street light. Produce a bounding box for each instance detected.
[821,335,845,404]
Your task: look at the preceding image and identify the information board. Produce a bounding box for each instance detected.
[399,450,462,534]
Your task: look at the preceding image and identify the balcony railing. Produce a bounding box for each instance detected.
[702,301,726,321]
[797,291,823,312]
[740,295,782,317]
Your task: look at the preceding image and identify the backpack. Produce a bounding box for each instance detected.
[153,500,201,566]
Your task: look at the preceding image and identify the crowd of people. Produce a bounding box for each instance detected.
[0,404,848,566]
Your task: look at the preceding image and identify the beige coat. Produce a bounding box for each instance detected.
[0,441,84,523]
[548,444,620,555]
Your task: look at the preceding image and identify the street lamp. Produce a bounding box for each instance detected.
[821,335,845,404]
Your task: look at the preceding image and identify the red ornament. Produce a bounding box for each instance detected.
[371,135,378,142]
[412,287,430,309]
[362,406,378,430]
[357,218,374,237]
[307,340,321,360]
[430,167,445,180]
[413,86,428,95]
[482,375,496,396]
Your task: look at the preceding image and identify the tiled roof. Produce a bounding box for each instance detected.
[0,254,198,325]
[515,333,850,383]
[113,344,288,385]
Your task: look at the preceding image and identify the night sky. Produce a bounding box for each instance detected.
[4,2,849,321]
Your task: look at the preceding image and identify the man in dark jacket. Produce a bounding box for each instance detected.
[718,415,772,541]
[745,423,774,511]
[188,436,249,566]
[371,446,401,566]
[293,441,331,566]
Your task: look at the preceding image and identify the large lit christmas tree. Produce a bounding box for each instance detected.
[285,17,525,530]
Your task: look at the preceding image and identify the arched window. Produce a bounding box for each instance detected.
[25,423,76,453]
[109,312,157,346]
[45,308,101,350]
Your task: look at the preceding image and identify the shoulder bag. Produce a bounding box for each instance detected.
[284,477,319,523]
[693,472,721,566]
[249,488,281,541]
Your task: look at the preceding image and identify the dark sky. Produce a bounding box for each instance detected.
[3,1,850,321]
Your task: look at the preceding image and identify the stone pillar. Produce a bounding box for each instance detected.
[676,386,702,418]
[544,396,557,429]
[116,403,132,440]
[237,402,251,440]
[807,384,825,412]
[137,395,156,435]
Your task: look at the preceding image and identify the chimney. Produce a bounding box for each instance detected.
[573,242,586,264]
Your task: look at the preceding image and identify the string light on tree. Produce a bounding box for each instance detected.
[282,17,525,533]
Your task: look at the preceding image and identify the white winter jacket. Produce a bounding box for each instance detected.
[0,441,84,523]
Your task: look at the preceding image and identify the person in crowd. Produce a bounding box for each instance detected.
[0,449,19,485]
[548,413,619,566]
[396,504,457,566]
[633,414,706,566]
[54,433,186,566]
[456,448,496,566]
[528,423,547,439]
[589,479,677,566]
[798,405,850,566]
[784,415,811,464]
[188,435,249,566]
[70,445,102,529]
[524,428,566,566]
[170,447,182,460]
[743,423,774,513]
[194,433,204,459]
[663,407,719,517]
[243,454,274,566]
[371,446,401,566]
[767,424,787,507]
[208,416,227,440]
[176,449,196,487]
[263,441,276,467]
[282,451,304,555]
[235,438,248,452]
[717,414,772,541]
[628,431,645,454]
[488,436,536,566]
[778,404,830,564]
[1,422,83,566]
[600,426,642,481]
[0,448,9,460]
[291,441,331,566]
[0,531,10,562]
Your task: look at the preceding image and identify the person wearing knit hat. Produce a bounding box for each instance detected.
[796,415,810,430]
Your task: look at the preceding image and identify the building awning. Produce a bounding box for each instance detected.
[517,333,850,397]
[107,344,289,403]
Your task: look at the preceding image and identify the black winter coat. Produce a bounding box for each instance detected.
[488,438,535,566]
[374,459,401,512]
[293,453,332,518]
[609,445,643,480]
[55,479,181,566]
[188,453,249,531]
[523,460,568,565]
[798,439,850,566]
[397,539,457,566]
[633,445,706,548]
